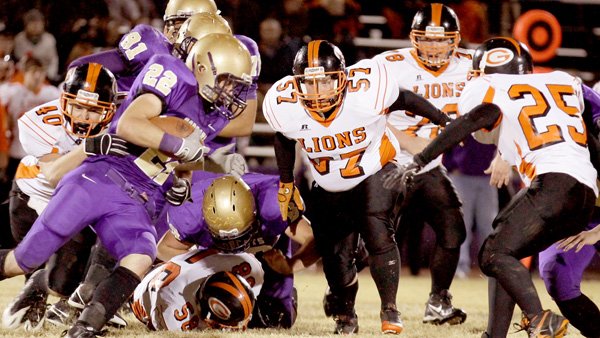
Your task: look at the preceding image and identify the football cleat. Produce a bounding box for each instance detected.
[515,310,569,338]
[2,269,48,331]
[63,321,107,338]
[380,307,403,334]
[333,312,359,335]
[423,289,467,325]
[46,298,78,327]
[68,284,127,328]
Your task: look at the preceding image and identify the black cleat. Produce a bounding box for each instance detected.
[423,289,467,325]
[2,269,48,330]
[515,310,569,338]
[63,321,107,338]
[380,307,403,334]
[46,298,79,327]
[334,313,359,335]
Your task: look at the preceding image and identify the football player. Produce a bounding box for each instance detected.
[384,37,598,338]
[0,33,252,338]
[158,174,317,329]
[131,249,262,331]
[373,3,470,325]
[263,39,451,334]
[1,63,129,330]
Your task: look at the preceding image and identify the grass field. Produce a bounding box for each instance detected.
[0,269,598,338]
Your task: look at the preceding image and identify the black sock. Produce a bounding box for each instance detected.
[430,246,459,294]
[557,294,600,338]
[330,281,359,316]
[487,277,516,338]
[85,244,117,287]
[368,247,400,310]
[0,249,10,280]
[78,266,140,330]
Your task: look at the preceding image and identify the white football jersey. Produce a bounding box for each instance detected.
[459,71,598,195]
[374,48,473,170]
[263,58,403,192]
[132,249,264,331]
[15,99,81,214]
[4,83,60,158]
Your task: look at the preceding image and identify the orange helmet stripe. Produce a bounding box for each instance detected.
[308,40,323,68]
[431,3,443,26]
[503,37,523,55]
[85,63,102,92]
[224,271,253,316]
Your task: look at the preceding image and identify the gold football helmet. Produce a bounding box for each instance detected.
[186,33,252,119]
[163,0,219,43]
[173,12,231,60]
[203,175,257,252]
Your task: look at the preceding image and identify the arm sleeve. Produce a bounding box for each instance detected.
[582,84,600,126]
[274,132,296,183]
[389,89,452,126]
[68,49,128,75]
[416,103,502,165]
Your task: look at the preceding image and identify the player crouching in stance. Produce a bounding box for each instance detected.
[263,40,452,335]
[384,37,598,338]
[131,248,261,331]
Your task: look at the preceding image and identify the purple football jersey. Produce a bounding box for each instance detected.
[167,172,287,248]
[100,53,206,190]
[69,24,172,92]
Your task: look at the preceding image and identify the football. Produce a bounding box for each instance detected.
[149,115,195,138]
[150,115,205,170]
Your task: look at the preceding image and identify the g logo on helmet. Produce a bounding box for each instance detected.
[208,297,232,320]
[481,48,514,71]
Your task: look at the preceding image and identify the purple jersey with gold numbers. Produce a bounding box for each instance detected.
[70,24,172,92]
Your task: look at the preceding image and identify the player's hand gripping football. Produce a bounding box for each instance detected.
[173,119,210,163]
[84,133,139,157]
[382,160,422,195]
[278,181,304,223]
[165,176,192,206]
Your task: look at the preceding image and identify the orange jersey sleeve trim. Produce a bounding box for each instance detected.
[14,162,41,180]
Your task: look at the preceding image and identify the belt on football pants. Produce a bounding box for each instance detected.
[105,168,156,217]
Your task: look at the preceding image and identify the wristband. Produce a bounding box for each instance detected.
[158,133,183,155]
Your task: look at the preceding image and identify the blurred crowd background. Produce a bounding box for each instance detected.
[0,0,599,275]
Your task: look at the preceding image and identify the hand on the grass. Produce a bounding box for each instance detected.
[262,248,293,275]
[556,226,600,252]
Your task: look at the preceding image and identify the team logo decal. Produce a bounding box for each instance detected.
[208,297,231,320]
[482,48,514,69]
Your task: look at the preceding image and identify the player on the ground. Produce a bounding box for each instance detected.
[263,39,451,334]
[132,248,262,331]
[384,37,598,338]
[158,173,316,329]
[373,3,471,325]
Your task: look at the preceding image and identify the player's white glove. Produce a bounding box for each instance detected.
[173,125,209,163]
[208,144,248,177]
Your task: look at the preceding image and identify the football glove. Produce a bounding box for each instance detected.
[278,181,304,223]
[173,125,209,163]
[84,134,134,157]
[165,176,192,206]
[208,144,248,177]
[382,161,422,195]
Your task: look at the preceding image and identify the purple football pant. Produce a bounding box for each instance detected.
[14,161,160,272]
[539,222,598,301]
